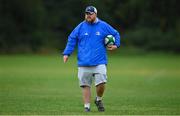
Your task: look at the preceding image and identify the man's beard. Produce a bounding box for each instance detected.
[86,17,95,23]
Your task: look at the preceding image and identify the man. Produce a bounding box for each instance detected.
[63,6,120,112]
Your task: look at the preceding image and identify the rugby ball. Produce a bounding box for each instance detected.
[104,35,115,46]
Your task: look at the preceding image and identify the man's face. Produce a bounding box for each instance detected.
[85,12,97,23]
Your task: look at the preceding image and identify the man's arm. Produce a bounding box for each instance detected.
[62,24,81,62]
[104,22,120,48]
[62,36,77,63]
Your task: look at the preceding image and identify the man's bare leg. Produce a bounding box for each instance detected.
[82,86,91,111]
[95,83,105,112]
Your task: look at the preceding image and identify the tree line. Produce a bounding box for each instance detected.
[0,0,179,53]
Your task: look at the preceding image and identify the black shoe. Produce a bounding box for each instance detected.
[94,99,105,112]
[84,107,90,112]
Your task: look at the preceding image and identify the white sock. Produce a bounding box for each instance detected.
[96,96,102,101]
[84,103,90,109]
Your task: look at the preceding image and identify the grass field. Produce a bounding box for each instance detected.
[0,53,180,115]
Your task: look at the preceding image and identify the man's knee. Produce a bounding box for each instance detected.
[95,82,106,87]
[81,85,91,88]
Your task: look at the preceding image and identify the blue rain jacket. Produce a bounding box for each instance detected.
[63,18,120,66]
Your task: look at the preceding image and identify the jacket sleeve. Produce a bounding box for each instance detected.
[105,23,120,48]
[62,25,79,56]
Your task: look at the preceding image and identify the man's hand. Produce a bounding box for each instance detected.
[63,55,69,63]
[107,45,117,51]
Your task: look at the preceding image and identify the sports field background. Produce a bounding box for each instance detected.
[0,53,180,115]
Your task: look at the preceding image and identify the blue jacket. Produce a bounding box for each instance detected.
[63,18,120,66]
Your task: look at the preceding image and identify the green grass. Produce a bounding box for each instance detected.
[0,53,180,115]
